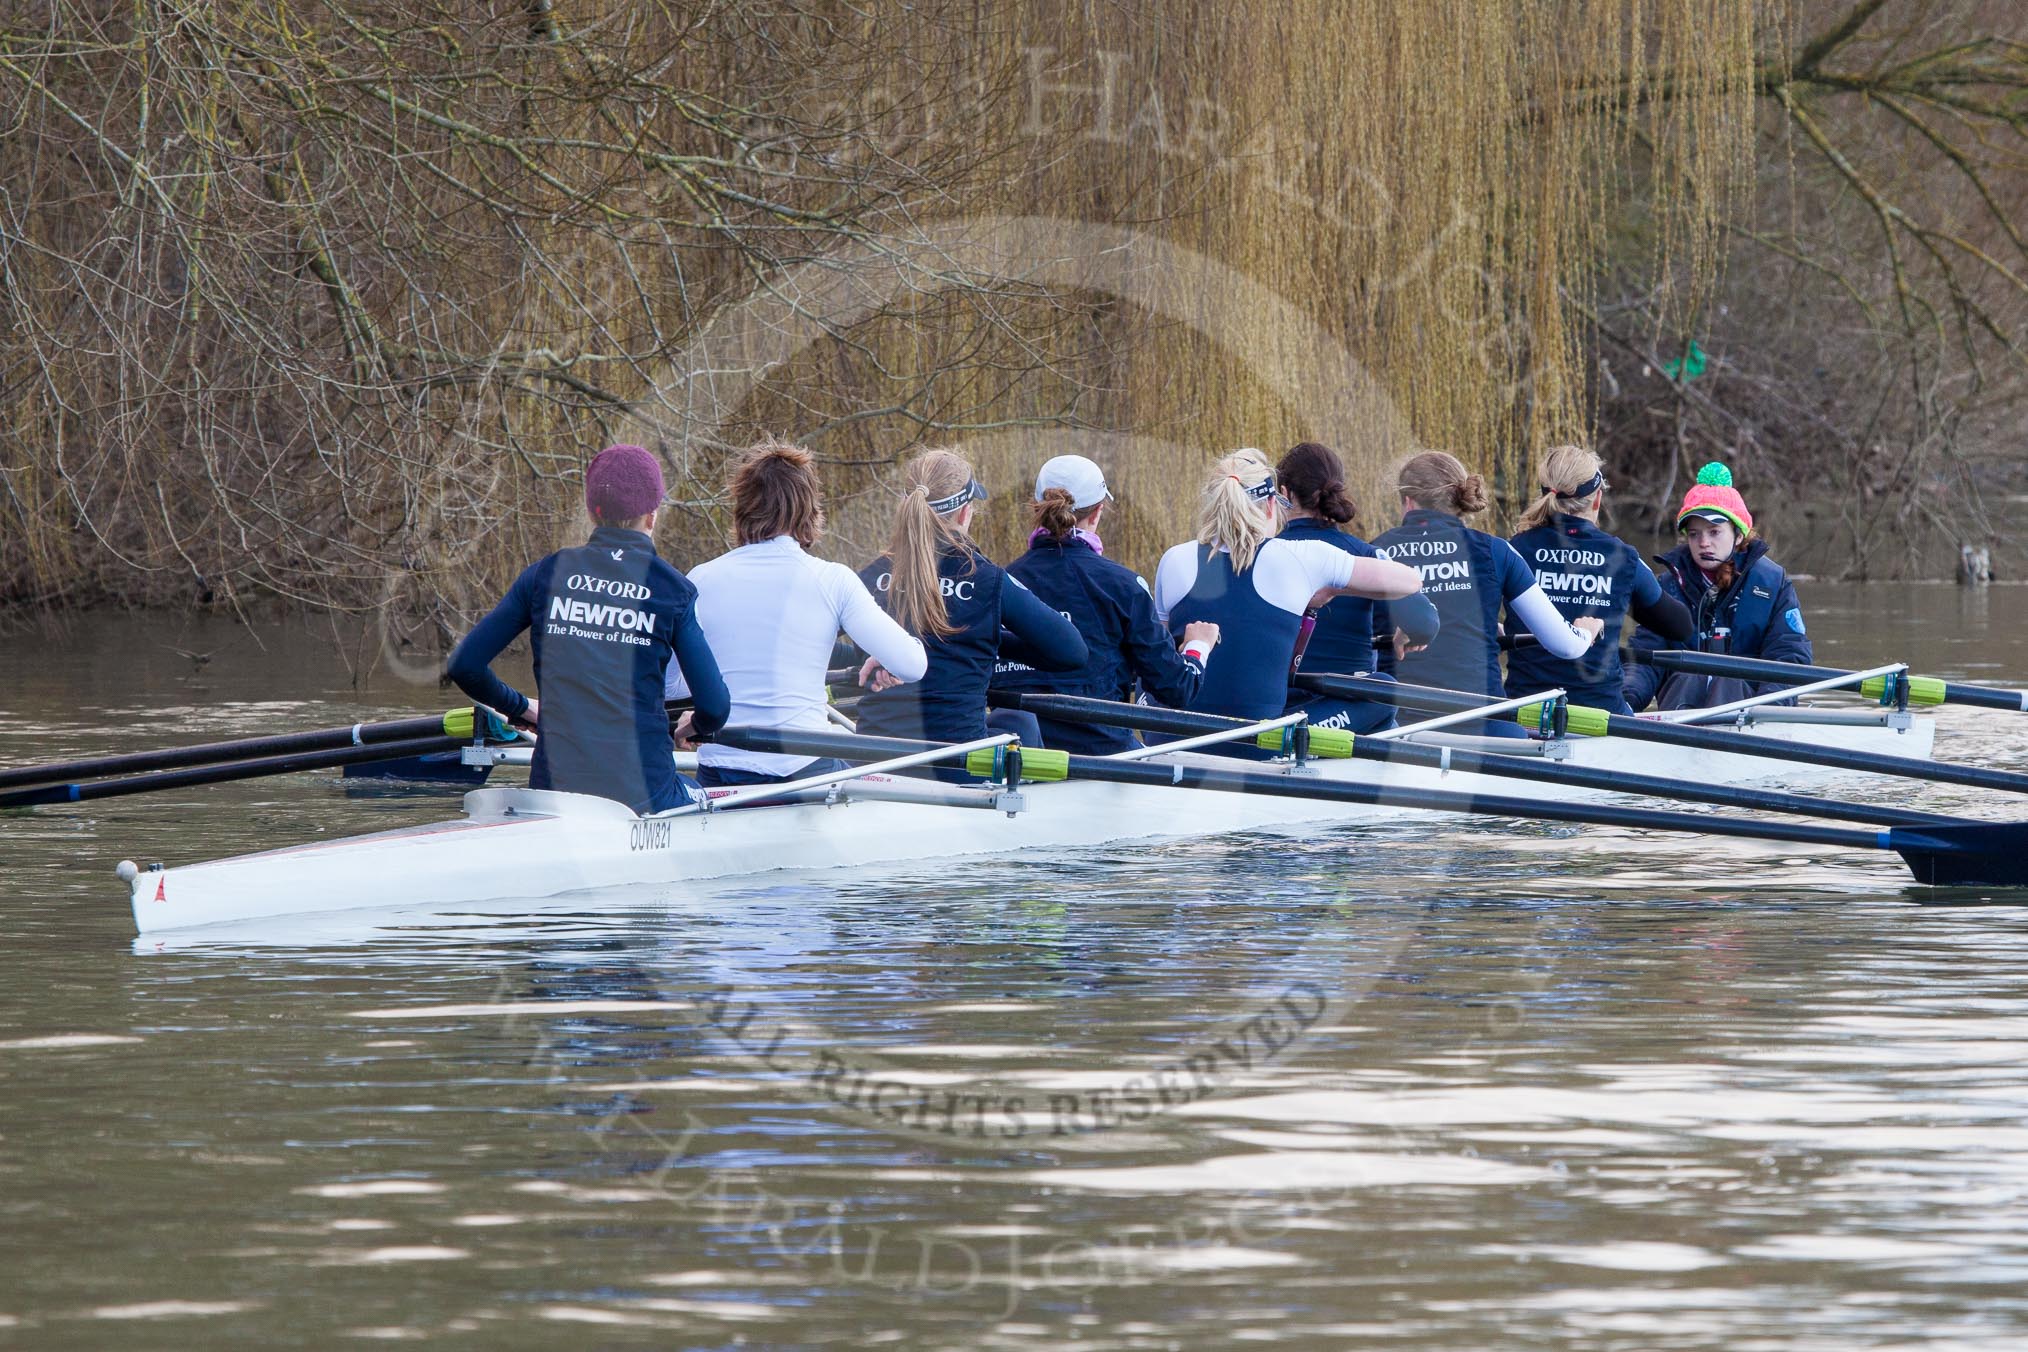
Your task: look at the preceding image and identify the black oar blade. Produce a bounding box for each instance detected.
[1890,823,2028,887]
[342,751,492,788]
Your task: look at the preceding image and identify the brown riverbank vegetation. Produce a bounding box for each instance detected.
[2,0,2023,645]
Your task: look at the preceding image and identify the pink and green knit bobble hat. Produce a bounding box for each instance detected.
[1675,461,1754,536]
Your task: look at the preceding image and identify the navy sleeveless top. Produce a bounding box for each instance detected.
[1371,509,1535,698]
[1505,514,1661,706]
[1165,547,1304,720]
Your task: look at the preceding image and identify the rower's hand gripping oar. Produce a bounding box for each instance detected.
[709,725,2028,890]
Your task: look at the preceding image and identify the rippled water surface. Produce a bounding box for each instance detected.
[5,587,2028,1349]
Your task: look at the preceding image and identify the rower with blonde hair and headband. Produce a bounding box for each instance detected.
[853,448,1088,750]
[1152,448,1424,746]
[1505,444,1692,713]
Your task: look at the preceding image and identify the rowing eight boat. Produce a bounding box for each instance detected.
[120,706,1936,934]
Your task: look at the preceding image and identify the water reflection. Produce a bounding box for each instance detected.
[6,590,2028,1346]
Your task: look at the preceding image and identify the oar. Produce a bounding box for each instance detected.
[0,707,512,792]
[1646,663,1907,726]
[707,726,2028,888]
[1502,636,2028,713]
[1640,648,2028,713]
[1294,672,2028,797]
[988,690,1960,830]
[678,732,1016,814]
[0,735,471,809]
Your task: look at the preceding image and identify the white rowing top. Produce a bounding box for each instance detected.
[669,536,929,775]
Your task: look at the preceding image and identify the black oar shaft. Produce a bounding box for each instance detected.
[987,690,1233,740]
[707,726,2028,887]
[1646,649,2028,712]
[707,725,1887,854]
[0,714,460,791]
[993,691,1955,829]
[1298,672,2028,797]
[0,736,465,809]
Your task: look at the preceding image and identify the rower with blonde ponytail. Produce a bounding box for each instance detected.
[853,449,1088,749]
[1505,445,1692,713]
[1151,448,1424,744]
[1370,448,1603,735]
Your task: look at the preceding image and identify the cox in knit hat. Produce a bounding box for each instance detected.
[584,444,666,523]
[1675,461,1753,537]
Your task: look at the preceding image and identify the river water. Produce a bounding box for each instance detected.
[4,584,2028,1349]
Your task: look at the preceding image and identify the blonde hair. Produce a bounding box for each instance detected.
[883,448,975,640]
[1514,444,1606,533]
[1196,447,1280,571]
[1397,450,1489,518]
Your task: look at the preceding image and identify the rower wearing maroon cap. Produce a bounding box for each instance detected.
[447,443,730,813]
[1624,461,1812,712]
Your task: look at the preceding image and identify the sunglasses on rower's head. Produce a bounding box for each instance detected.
[927,478,988,515]
[1237,470,1277,502]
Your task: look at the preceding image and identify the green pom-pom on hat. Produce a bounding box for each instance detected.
[1694,461,1733,488]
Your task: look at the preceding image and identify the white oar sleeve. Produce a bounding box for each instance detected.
[1510,585,1593,658]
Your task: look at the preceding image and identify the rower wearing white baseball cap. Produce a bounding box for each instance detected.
[990,454,1222,753]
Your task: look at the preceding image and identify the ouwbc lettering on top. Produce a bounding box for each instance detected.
[872,572,976,601]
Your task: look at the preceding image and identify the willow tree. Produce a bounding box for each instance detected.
[3,0,2018,639]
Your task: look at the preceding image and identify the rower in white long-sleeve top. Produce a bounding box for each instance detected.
[670,439,929,787]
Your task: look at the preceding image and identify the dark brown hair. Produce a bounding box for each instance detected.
[1031,486,1081,539]
[1277,441,1358,526]
[729,438,825,548]
[1397,449,1490,517]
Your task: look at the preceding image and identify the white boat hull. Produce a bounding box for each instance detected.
[123,712,1937,934]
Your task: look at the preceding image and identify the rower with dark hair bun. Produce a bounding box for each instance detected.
[990,455,1221,753]
[1275,442,1441,734]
